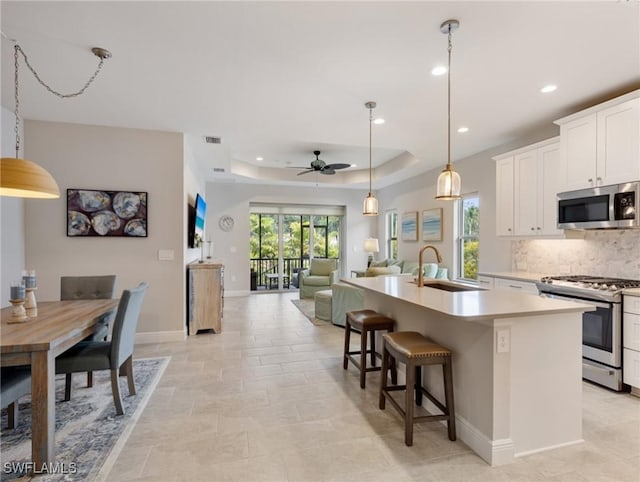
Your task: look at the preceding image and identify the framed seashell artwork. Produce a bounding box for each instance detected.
[67,189,148,237]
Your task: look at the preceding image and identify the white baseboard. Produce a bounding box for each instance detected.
[135,330,186,344]
[422,399,515,466]
[453,414,514,466]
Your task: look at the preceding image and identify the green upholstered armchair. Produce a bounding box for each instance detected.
[298,258,339,299]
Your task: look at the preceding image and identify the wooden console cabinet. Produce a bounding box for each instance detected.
[188,261,224,335]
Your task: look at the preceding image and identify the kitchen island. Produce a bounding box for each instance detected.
[341,275,592,466]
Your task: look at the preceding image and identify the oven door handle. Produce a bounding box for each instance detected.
[539,292,610,309]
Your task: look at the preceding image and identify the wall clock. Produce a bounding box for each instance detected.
[218,215,235,232]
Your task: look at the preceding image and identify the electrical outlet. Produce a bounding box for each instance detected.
[496,329,510,353]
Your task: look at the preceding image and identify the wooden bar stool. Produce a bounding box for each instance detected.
[379,331,456,446]
[343,309,396,389]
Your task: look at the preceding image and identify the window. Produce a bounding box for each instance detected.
[458,194,479,280]
[249,207,343,290]
[386,211,398,259]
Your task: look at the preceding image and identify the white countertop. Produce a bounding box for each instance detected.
[341,276,591,322]
[478,271,549,283]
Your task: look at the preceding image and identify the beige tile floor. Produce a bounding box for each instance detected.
[106,292,640,482]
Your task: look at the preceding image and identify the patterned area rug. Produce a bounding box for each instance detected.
[291,298,329,326]
[1,357,169,481]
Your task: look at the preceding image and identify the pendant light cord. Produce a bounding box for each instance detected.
[368,104,373,195]
[447,24,452,170]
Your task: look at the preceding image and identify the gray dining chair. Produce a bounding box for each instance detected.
[56,282,148,416]
[1,367,31,429]
[60,275,117,387]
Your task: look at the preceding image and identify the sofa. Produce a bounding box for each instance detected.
[329,259,449,326]
[364,259,448,279]
[298,258,339,299]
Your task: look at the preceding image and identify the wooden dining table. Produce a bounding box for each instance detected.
[1,299,119,467]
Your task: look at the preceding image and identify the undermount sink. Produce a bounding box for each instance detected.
[410,280,483,292]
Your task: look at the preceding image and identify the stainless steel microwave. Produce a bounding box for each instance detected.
[557,181,639,229]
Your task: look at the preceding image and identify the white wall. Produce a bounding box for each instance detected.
[1,106,26,307]
[205,182,375,294]
[23,120,185,337]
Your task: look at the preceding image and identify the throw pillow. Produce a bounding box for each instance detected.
[365,266,402,277]
[422,263,439,278]
[369,259,388,268]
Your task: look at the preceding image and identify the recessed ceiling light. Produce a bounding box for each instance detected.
[457,126,469,133]
[256,157,263,161]
[540,84,557,93]
[432,65,447,76]
[373,118,385,125]
[350,164,357,168]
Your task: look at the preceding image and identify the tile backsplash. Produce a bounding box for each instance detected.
[512,230,640,279]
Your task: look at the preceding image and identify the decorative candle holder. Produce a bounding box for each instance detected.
[206,241,213,259]
[8,298,28,323]
[25,286,37,318]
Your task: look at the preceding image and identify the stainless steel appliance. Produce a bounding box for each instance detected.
[557,181,639,230]
[537,275,640,391]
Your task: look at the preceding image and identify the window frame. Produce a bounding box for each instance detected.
[385,210,398,259]
[456,193,480,282]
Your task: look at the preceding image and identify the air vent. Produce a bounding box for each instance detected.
[212,167,225,173]
[204,136,222,144]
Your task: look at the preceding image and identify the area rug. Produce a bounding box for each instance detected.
[1,357,170,482]
[291,299,329,326]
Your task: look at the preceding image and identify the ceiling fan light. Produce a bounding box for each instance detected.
[435,166,461,200]
[0,157,60,199]
[363,193,378,216]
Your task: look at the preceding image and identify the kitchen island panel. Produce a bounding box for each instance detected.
[349,278,585,466]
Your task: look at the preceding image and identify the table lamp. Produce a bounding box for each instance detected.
[364,238,379,267]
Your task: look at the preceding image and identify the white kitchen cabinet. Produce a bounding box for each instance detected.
[623,294,640,393]
[556,92,640,191]
[538,143,564,235]
[495,157,514,236]
[494,137,562,237]
[494,277,538,294]
[477,275,494,289]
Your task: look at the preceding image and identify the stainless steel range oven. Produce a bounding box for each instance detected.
[537,275,640,391]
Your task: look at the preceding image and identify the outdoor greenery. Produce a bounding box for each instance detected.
[250,214,341,260]
[461,198,479,280]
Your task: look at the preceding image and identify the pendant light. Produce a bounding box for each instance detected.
[435,19,462,201]
[0,42,111,199]
[362,101,378,216]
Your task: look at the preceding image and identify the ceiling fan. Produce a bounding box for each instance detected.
[289,150,350,176]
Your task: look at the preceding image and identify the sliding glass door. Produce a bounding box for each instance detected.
[250,206,343,291]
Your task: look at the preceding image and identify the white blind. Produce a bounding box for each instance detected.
[250,203,345,216]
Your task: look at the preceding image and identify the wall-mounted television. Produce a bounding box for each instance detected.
[188,193,207,248]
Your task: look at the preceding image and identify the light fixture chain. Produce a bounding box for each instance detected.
[13,45,20,157]
[15,44,106,99]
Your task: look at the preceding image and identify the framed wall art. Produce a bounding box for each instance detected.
[422,208,443,241]
[401,211,418,241]
[67,189,148,237]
